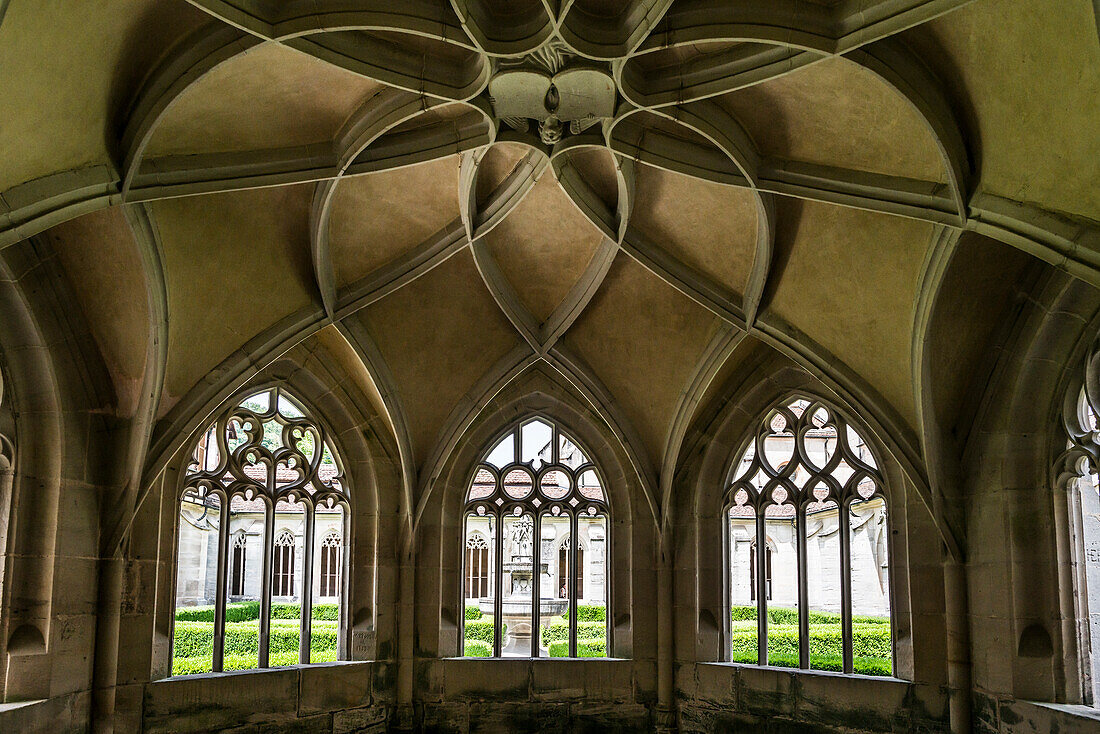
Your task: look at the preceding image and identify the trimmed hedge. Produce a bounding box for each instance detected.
[171,645,340,676]
[730,622,890,660]
[173,620,337,663]
[540,621,606,647]
[731,605,889,626]
[175,602,339,623]
[465,605,483,621]
[463,620,506,644]
[464,639,492,657]
[548,638,605,657]
[728,621,892,677]
[560,605,606,622]
[730,649,892,677]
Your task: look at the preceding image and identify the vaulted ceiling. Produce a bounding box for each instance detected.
[1,0,1098,539]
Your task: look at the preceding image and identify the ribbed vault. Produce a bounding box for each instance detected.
[0,0,1098,565]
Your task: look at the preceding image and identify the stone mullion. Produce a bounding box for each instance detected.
[299,503,315,664]
[212,494,231,672]
[531,513,541,658]
[840,499,854,673]
[796,503,810,669]
[569,512,579,658]
[259,498,275,667]
[755,509,768,666]
[494,511,504,657]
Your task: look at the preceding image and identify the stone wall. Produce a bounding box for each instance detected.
[678,664,949,733]
[141,662,392,734]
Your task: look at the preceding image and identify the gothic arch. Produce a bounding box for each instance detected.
[415,365,660,663]
[671,356,919,682]
[964,267,1100,705]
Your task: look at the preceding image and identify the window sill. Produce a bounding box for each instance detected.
[447,656,629,662]
[159,659,367,682]
[0,699,46,713]
[1026,701,1100,722]
[701,660,906,684]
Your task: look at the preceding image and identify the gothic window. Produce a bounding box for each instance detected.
[319,531,341,598]
[725,396,893,676]
[558,538,584,600]
[273,530,296,597]
[465,533,489,599]
[749,542,773,602]
[461,417,609,658]
[230,534,246,596]
[171,387,349,676]
[1055,345,1100,705]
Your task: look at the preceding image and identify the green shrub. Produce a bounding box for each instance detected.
[173,622,215,658]
[311,604,339,621]
[465,605,483,621]
[464,639,492,657]
[540,621,605,647]
[548,638,606,657]
[174,601,339,624]
[463,620,506,644]
[560,605,606,622]
[728,622,892,677]
[730,606,890,628]
[174,605,217,623]
[226,601,261,623]
[173,620,337,667]
[172,656,213,676]
[731,605,757,621]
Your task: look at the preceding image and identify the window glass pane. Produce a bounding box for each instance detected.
[520,419,553,469]
[538,513,571,657]
[463,513,496,656]
[172,489,221,676]
[728,493,757,664]
[503,468,534,501]
[486,433,514,469]
[805,496,842,671]
[765,491,798,668]
[269,500,305,667]
[501,511,535,657]
[312,503,344,663]
[578,469,604,502]
[225,494,265,671]
[558,432,587,469]
[849,494,893,676]
[578,513,608,657]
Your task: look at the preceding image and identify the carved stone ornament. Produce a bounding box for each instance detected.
[1055,336,1100,491]
[488,39,615,146]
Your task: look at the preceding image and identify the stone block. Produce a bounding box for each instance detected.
[738,665,797,717]
[569,701,649,732]
[332,704,389,733]
[143,668,299,733]
[299,662,373,716]
[466,701,569,733]
[420,702,469,734]
[438,659,530,701]
[689,662,737,707]
[795,670,908,731]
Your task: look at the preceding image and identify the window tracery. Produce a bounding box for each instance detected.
[171,387,349,675]
[1055,341,1100,705]
[725,396,893,676]
[319,530,342,598]
[462,417,609,658]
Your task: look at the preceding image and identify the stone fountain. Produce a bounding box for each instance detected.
[479,516,568,654]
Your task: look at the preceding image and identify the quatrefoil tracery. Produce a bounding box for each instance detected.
[182,387,347,509]
[726,397,884,513]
